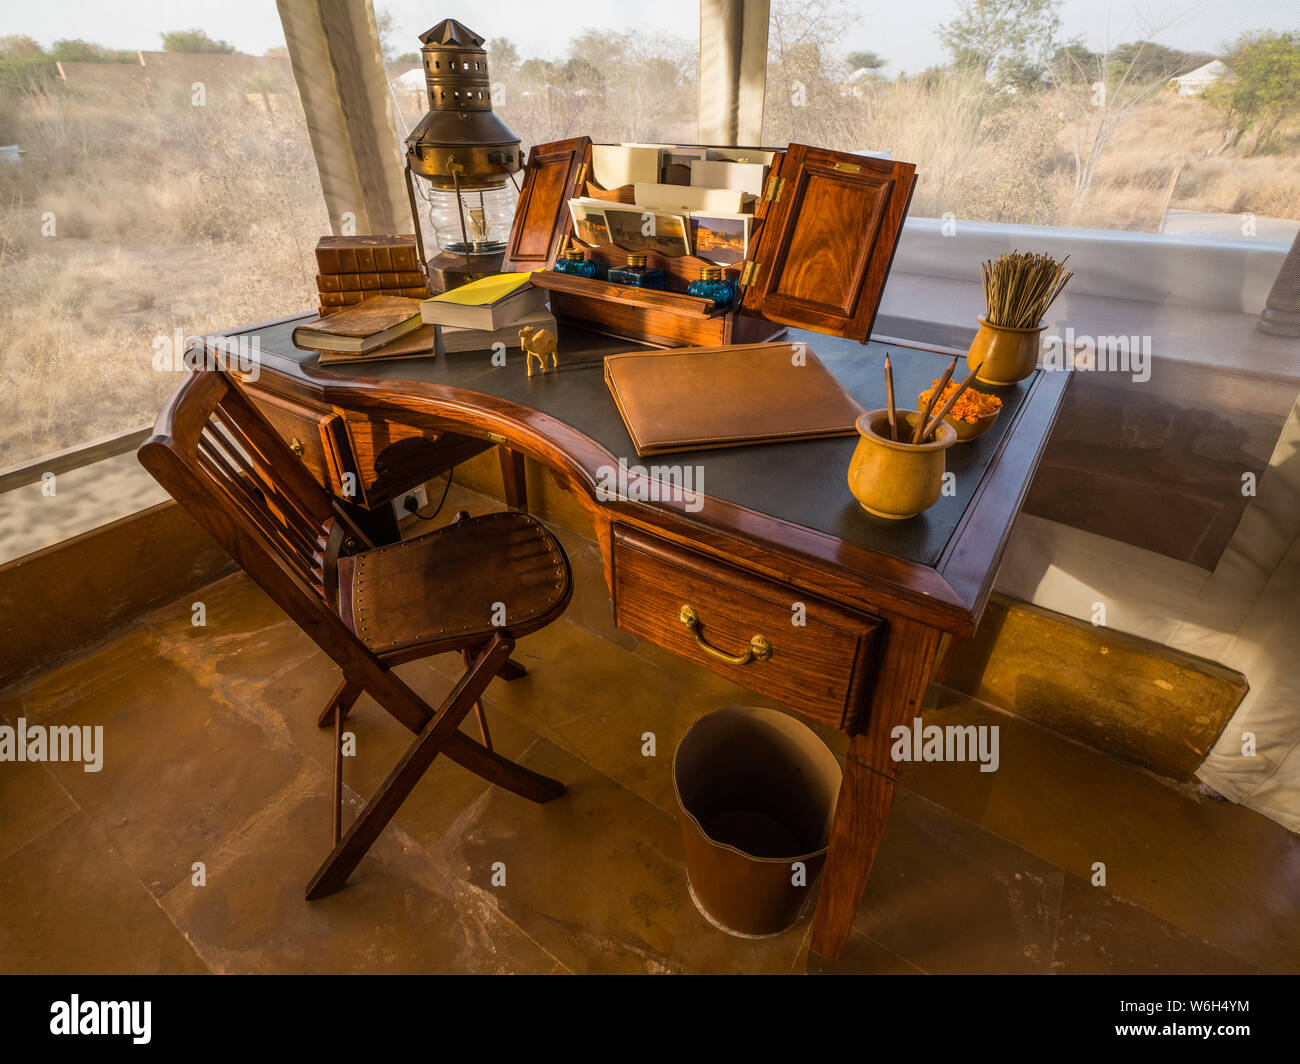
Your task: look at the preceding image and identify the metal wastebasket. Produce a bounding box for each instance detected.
[673,705,842,937]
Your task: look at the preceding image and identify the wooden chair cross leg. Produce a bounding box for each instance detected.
[318,678,362,729]
[314,662,521,732]
[462,648,493,749]
[308,632,528,900]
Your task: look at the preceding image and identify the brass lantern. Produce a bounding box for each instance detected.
[403,19,524,291]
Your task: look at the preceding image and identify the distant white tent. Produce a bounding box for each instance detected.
[1173,60,1229,97]
[394,67,425,93]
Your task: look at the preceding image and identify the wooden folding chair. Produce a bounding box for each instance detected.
[139,367,571,899]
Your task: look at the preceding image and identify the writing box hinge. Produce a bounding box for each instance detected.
[763,174,785,202]
[573,161,588,188]
[739,261,760,286]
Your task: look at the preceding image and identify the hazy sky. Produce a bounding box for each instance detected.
[6,0,1296,75]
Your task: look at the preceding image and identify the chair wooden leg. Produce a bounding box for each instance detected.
[317,678,362,729]
[305,633,515,900]
[332,697,344,845]
[474,703,493,750]
[462,649,493,750]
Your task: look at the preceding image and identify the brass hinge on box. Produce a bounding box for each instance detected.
[739,261,760,286]
[763,174,785,202]
[573,162,588,188]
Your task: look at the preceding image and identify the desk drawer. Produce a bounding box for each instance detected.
[245,391,352,495]
[612,527,881,731]
[343,416,447,506]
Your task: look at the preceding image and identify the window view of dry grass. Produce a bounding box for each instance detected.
[758,0,1300,232]
[1,1,1296,467]
[0,38,327,467]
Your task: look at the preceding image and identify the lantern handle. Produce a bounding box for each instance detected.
[448,158,473,262]
[402,161,430,289]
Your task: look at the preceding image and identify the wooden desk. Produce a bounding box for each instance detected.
[215,315,1070,962]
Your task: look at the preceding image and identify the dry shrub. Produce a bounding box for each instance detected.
[1055,92,1300,229]
[767,71,1061,224]
[0,80,327,464]
[1174,154,1300,217]
[766,74,1299,232]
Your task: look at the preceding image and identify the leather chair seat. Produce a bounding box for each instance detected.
[337,512,571,655]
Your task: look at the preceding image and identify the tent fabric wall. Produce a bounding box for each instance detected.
[697,0,769,145]
[276,0,408,236]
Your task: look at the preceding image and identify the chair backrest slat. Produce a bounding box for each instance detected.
[207,410,328,538]
[194,424,326,591]
[144,369,338,605]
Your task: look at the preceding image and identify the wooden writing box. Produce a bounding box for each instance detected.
[504,138,917,348]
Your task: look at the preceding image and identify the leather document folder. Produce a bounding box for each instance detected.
[604,342,865,457]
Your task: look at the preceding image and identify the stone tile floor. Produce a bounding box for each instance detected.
[1,484,1295,974]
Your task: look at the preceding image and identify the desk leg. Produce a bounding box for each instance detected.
[498,446,527,510]
[809,616,944,963]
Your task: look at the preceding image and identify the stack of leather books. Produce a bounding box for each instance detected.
[291,296,436,366]
[419,272,553,353]
[315,235,431,315]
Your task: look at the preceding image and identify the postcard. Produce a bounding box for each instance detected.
[633,181,745,215]
[687,211,752,266]
[592,144,661,189]
[568,199,611,246]
[689,159,768,197]
[603,207,691,257]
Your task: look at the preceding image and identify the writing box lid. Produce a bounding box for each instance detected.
[502,136,592,273]
[739,144,916,344]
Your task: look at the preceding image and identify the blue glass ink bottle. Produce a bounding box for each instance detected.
[607,253,664,290]
[686,265,737,309]
[553,247,599,279]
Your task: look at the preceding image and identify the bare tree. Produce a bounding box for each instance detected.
[1048,15,1190,207]
[764,0,859,145]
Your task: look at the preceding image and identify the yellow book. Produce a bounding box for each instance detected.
[419,271,548,330]
[425,270,537,306]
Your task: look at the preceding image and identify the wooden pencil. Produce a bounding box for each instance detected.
[884,354,898,441]
[912,356,957,444]
[921,361,983,441]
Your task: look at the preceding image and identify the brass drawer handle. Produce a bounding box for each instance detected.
[679,605,772,666]
[289,437,305,457]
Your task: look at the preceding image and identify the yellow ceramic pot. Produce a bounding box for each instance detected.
[847,409,957,520]
[945,407,1000,442]
[966,318,1044,386]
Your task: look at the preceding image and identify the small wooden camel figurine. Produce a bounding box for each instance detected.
[520,325,557,377]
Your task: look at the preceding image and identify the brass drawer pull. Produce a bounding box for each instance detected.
[679,605,772,666]
[289,437,305,457]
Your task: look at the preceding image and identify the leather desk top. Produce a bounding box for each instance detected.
[238,317,1056,573]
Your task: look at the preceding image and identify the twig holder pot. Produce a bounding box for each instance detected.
[847,409,957,520]
[966,318,1044,386]
[673,706,842,938]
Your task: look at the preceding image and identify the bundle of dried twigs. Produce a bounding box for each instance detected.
[980,251,1072,329]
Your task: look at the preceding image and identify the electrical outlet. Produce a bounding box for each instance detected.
[394,483,428,521]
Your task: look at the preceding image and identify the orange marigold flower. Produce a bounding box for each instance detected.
[918,379,1003,423]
